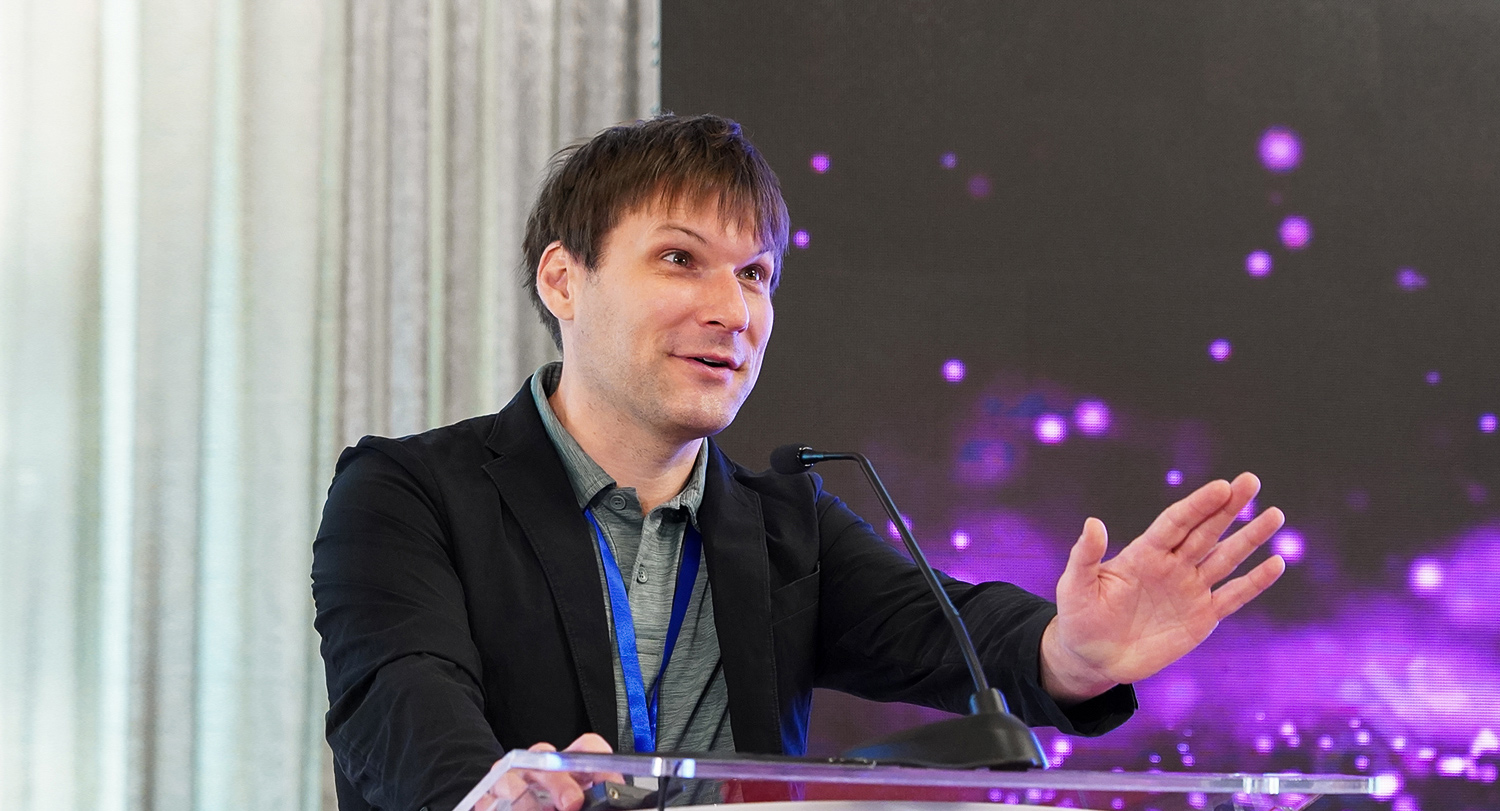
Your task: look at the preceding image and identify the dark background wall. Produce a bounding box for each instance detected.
[664,3,1499,810]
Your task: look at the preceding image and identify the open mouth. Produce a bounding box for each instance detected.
[692,357,732,369]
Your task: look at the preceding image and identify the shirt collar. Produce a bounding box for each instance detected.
[530,362,707,524]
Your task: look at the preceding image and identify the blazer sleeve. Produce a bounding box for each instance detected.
[808,480,1135,736]
[312,439,503,811]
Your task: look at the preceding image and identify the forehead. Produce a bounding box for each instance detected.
[614,190,772,252]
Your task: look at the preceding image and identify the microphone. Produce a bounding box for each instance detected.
[771,444,1047,770]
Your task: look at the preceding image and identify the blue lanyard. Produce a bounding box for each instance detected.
[585,509,702,754]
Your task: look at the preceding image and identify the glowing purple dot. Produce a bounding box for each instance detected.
[1480,413,1497,433]
[792,229,810,249]
[967,174,992,199]
[986,788,1002,802]
[1208,339,1232,362]
[1034,414,1068,444]
[941,359,966,383]
[1437,755,1468,776]
[887,516,911,540]
[1372,773,1402,799]
[1254,735,1274,754]
[1166,469,1183,486]
[1478,763,1498,783]
[809,153,830,173]
[1237,497,1257,522]
[1073,400,1111,436]
[1425,370,1441,385]
[1111,799,1125,811]
[1396,267,1428,290]
[1258,127,1302,173]
[1355,755,1370,770]
[1392,796,1416,811]
[1245,250,1273,277]
[1271,528,1305,563]
[951,530,971,550]
[941,152,958,169]
[1318,735,1333,750]
[1409,558,1444,594]
[1052,738,1072,756]
[1279,215,1311,250]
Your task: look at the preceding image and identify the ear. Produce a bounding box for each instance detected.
[535,240,582,325]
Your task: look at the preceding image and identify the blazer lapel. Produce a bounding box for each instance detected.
[699,443,781,754]
[481,383,617,746]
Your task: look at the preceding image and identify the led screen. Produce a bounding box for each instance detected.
[665,3,1500,810]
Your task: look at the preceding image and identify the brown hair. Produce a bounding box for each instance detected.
[522,114,790,349]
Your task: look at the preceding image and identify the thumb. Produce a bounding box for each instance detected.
[1062,517,1108,586]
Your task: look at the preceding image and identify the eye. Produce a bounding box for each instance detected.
[663,249,693,267]
[738,264,768,283]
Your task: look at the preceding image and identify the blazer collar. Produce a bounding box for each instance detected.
[481,381,618,746]
[481,383,781,754]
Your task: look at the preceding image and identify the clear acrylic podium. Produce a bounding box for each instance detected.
[454,750,1383,811]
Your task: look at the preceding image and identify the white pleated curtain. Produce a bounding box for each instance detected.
[0,1,658,809]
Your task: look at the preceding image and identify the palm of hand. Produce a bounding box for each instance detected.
[1050,473,1287,689]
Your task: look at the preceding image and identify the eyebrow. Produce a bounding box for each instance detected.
[655,224,709,244]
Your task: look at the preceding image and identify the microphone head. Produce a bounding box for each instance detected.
[770,444,813,474]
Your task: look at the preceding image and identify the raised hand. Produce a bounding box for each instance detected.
[1039,473,1287,703]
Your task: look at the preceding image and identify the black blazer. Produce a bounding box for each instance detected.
[313,382,1135,811]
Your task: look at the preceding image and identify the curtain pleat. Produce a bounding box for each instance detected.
[0,1,659,808]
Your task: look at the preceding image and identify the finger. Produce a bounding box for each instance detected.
[1210,554,1286,619]
[1136,478,1235,551]
[1197,506,1285,584]
[1173,473,1261,562]
[563,732,624,785]
[519,742,587,811]
[483,771,534,811]
[1060,518,1108,590]
[528,769,585,811]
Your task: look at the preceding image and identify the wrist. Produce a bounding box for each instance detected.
[1039,617,1118,705]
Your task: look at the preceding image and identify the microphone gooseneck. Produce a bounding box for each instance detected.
[771,443,1047,769]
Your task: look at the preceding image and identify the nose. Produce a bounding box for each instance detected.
[702,267,751,333]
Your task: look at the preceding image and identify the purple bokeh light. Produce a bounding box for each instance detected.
[1396,267,1428,290]
[1166,469,1184,486]
[1258,127,1302,173]
[792,229,810,248]
[1279,215,1311,250]
[886,514,913,541]
[1480,413,1497,434]
[942,358,966,383]
[1236,497,1258,522]
[1073,399,1111,436]
[1272,528,1305,563]
[1245,250,1273,277]
[1033,414,1068,444]
[1425,370,1441,385]
[809,153,830,173]
[1208,339,1233,362]
[941,152,957,169]
[950,530,971,550]
[967,173,992,199]
[1409,558,1445,594]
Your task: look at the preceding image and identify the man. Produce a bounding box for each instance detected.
[312,114,1286,811]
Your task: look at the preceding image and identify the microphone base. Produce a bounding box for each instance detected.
[840,711,1049,771]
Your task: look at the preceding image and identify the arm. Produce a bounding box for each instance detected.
[807,480,1134,736]
[313,441,503,810]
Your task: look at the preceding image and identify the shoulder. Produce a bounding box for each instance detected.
[337,412,501,485]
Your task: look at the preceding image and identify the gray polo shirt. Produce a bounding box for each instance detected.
[531,362,734,754]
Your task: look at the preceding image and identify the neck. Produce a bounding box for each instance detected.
[548,375,701,515]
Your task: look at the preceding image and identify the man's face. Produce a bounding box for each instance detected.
[554,199,776,444]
